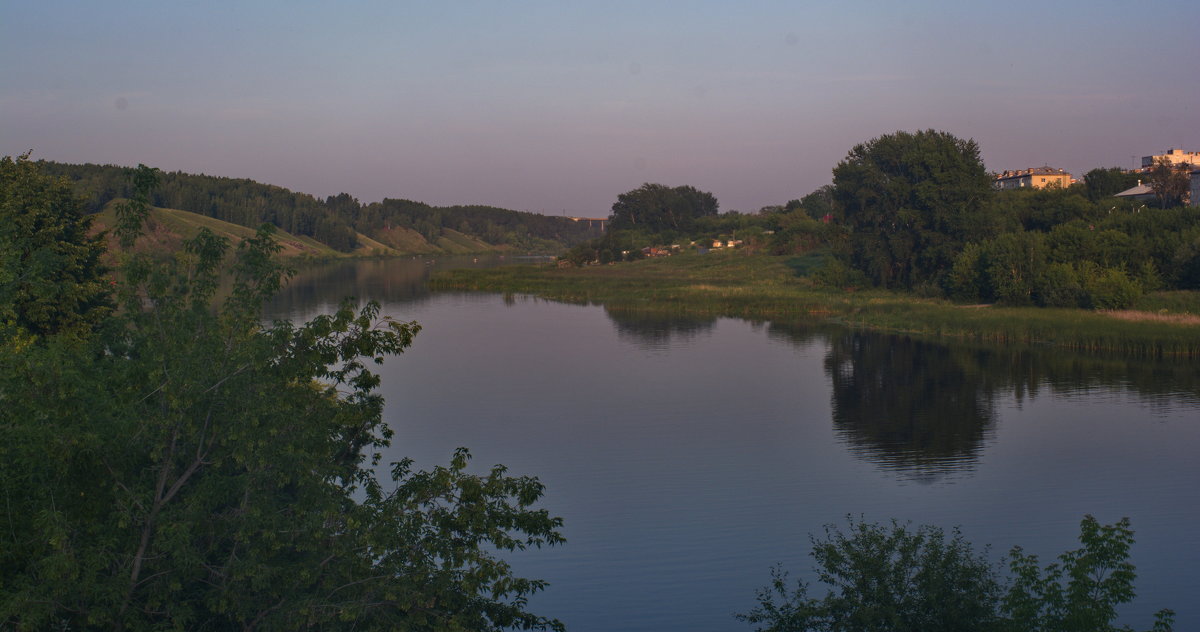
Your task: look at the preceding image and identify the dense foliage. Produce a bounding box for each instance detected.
[739,516,1174,632]
[608,183,720,234]
[0,155,111,339]
[563,131,1198,313]
[1083,167,1141,202]
[0,161,564,630]
[831,130,995,290]
[39,161,596,254]
[349,196,596,252]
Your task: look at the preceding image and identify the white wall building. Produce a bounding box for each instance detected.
[1141,148,1200,169]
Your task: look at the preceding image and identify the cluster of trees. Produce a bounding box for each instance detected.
[831,130,997,290]
[597,132,1197,309]
[740,516,1174,632]
[0,156,111,338]
[573,131,1198,311]
[41,161,362,251]
[608,183,719,233]
[940,188,1200,308]
[564,183,733,264]
[344,196,596,252]
[1,157,565,630]
[40,161,597,254]
[825,131,1199,307]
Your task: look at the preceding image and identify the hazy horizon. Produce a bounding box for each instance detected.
[3,1,1197,215]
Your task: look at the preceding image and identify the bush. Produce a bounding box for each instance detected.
[739,518,1001,632]
[814,258,870,289]
[1084,267,1142,310]
[947,243,988,302]
[1035,263,1086,308]
[740,516,1175,632]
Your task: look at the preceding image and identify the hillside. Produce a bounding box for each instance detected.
[43,161,600,255]
[90,201,384,260]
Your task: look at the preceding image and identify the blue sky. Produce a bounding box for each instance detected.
[2,1,1197,214]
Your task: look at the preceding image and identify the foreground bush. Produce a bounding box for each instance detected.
[740,516,1173,632]
[0,164,564,631]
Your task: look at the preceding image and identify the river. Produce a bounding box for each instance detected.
[264,256,1200,632]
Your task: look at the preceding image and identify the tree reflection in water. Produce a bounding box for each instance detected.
[603,307,717,352]
[824,332,999,482]
[820,329,1200,482]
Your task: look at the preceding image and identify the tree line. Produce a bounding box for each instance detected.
[573,130,1199,310]
[39,161,597,254]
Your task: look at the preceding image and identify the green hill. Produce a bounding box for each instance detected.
[43,161,601,255]
[91,201,379,259]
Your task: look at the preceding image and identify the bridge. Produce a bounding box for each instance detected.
[567,217,608,232]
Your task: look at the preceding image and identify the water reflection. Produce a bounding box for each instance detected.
[268,259,1200,486]
[821,330,1200,481]
[824,332,998,482]
[258,262,1199,628]
[265,255,520,318]
[603,307,716,351]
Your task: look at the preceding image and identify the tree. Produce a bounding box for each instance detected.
[831,130,993,289]
[1003,516,1174,632]
[739,516,1174,632]
[1146,158,1189,209]
[792,185,836,222]
[739,518,1001,632]
[608,183,719,234]
[0,167,565,630]
[1083,167,1140,202]
[0,154,110,339]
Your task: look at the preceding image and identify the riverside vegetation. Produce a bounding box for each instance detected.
[42,160,599,256]
[431,250,1200,356]
[433,130,1200,356]
[2,156,566,630]
[2,141,1187,630]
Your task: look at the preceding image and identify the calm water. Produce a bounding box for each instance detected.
[265,258,1200,631]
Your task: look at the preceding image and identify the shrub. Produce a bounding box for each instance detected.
[1084,267,1142,310]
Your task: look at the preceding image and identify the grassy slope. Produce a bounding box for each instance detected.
[431,251,1200,356]
[369,226,441,254]
[92,202,514,258]
[436,228,494,253]
[350,232,401,256]
[92,202,345,259]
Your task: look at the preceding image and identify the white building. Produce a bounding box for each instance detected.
[1141,148,1200,169]
[993,166,1074,190]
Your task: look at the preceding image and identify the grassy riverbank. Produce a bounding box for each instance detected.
[430,251,1200,357]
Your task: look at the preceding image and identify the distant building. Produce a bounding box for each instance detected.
[1191,170,1200,207]
[993,167,1075,190]
[1113,180,1155,202]
[1141,148,1200,169]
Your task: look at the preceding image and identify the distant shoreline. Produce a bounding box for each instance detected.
[430,252,1200,357]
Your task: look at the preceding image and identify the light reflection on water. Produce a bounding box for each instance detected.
[264,259,1200,632]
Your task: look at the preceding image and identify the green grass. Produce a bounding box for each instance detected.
[94,202,347,259]
[430,251,1200,357]
[94,201,420,260]
[1133,290,1200,315]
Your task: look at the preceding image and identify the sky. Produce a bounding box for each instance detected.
[2,1,1198,215]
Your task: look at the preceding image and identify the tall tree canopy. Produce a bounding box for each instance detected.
[832,130,993,289]
[608,183,719,234]
[1083,167,1140,202]
[0,162,565,631]
[0,154,110,339]
[1146,158,1190,209]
